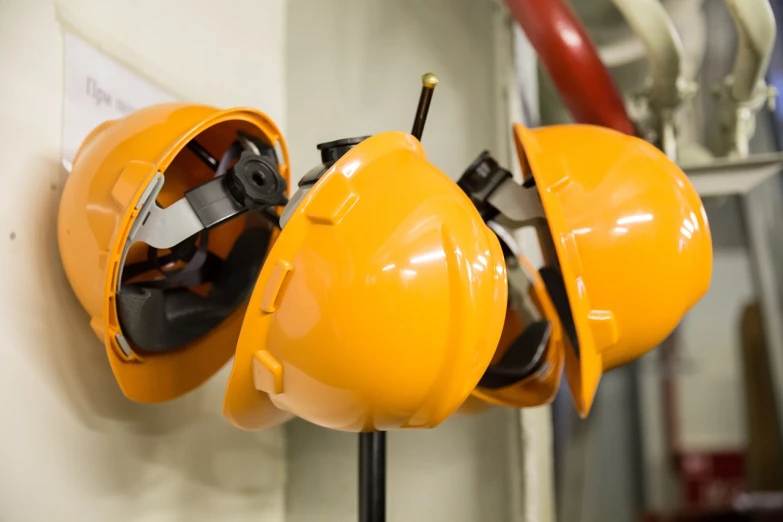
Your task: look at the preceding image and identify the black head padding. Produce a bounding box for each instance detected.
[116,227,271,353]
[478,320,551,390]
[538,266,579,357]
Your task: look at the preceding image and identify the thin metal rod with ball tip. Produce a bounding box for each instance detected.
[411,72,439,140]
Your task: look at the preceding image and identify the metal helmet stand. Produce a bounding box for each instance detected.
[359,432,387,522]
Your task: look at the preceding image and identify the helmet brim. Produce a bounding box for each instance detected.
[512,122,601,417]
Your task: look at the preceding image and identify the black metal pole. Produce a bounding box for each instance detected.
[359,431,386,522]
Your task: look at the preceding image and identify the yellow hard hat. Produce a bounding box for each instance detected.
[511,123,712,416]
[223,131,508,431]
[58,103,291,415]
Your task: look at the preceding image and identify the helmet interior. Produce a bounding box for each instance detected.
[116,120,279,354]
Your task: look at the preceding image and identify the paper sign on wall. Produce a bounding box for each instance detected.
[62,31,178,169]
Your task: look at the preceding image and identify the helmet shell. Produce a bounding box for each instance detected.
[514,123,712,416]
[223,131,508,431]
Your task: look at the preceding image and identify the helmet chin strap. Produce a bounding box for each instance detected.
[123,134,265,289]
[127,131,288,261]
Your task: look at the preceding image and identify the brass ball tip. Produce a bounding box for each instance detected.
[422,72,439,88]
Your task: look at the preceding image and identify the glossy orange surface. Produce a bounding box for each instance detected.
[223,131,508,431]
[58,103,289,403]
[514,123,712,416]
[471,255,564,409]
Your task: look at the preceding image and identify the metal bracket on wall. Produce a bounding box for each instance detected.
[612,0,698,161]
[713,0,778,159]
[683,152,783,197]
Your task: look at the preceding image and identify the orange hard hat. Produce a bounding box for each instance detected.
[58,103,291,420]
[223,131,508,431]
[455,126,712,417]
[510,123,712,416]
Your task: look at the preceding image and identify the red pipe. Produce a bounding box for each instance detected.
[504,0,636,135]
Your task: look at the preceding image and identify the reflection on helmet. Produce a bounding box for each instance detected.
[223,131,508,432]
[58,103,291,406]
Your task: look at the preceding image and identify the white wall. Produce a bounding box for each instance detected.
[283,1,526,521]
[0,1,287,521]
[284,0,501,183]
